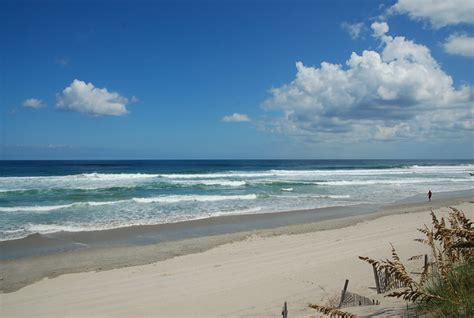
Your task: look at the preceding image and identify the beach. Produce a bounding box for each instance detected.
[4,0,474,315]
[1,194,473,317]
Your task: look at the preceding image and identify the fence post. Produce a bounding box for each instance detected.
[372,264,381,294]
[338,279,349,308]
[282,301,288,318]
[424,254,428,271]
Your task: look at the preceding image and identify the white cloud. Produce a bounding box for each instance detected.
[22,98,45,108]
[371,21,389,37]
[341,22,365,40]
[130,96,139,103]
[56,79,129,116]
[263,22,473,142]
[443,34,474,57]
[390,0,474,28]
[222,113,251,122]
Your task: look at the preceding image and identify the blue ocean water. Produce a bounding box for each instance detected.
[0,160,473,241]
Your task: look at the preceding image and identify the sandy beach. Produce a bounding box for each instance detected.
[1,194,473,317]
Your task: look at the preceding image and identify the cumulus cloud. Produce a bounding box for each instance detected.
[222,113,251,122]
[263,22,473,142]
[443,34,474,57]
[390,0,474,28]
[22,98,45,108]
[371,21,389,37]
[341,22,365,40]
[56,80,129,116]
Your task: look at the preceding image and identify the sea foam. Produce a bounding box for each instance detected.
[132,194,258,204]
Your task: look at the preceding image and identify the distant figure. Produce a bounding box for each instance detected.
[428,190,432,201]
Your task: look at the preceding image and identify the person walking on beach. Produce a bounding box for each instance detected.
[428,190,432,201]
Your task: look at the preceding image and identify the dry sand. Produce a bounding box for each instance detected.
[1,200,473,317]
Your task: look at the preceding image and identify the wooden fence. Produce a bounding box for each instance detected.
[338,279,379,308]
[283,279,380,317]
[372,254,428,294]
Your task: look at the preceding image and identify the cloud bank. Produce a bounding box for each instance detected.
[56,80,129,116]
[390,0,474,28]
[22,98,45,108]
[263,22,473,142]
[222,113,251,122]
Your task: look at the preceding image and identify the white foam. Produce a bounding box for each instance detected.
[133,194,258,204]
[76,173,160,180]
[0,173,159,182]
[157,165,474,180]
[273,194,351,199]
[0,200,124,212]
[210,207,263,217]
[281,188,294,192]
[322,195,351,199]
[172,179,247,187]
[410,165,474,171]
[26,223,97,234]
[85,200,126,206]
[0,204,75,212]
[317,178,471,186]
[159,172,273,179]
[2,229,26,234]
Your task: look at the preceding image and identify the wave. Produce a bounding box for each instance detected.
[157,165,474,179]
[1,206,268,240]
[322,194,351,199]
[0,200,125,213]
[0,193,259,213]
[273,194,351,199]
[0,204,76,212]
[409,164,474,170]
[0,172,160,181]
[25,224,101,234]
[316,178,471,186]
[132,194,258,204]
[210,206,263,217]
[1,164,472,183]
[171,179,247,187]
[0,189,29,193]
[71,173,159,180]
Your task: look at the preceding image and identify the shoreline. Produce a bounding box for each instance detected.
[1,189,472,260]
[0,189,472,293]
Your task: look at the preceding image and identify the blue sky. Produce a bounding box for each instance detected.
[1,0,473,159]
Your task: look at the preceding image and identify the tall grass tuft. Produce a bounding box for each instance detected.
[360,207,473,317]
[308,303,356,318]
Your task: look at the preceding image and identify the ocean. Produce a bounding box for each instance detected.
[0,160,473,241]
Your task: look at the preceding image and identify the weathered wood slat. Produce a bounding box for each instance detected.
[281,301,288,318]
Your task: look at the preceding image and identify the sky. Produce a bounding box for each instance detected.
[1,0,473,160]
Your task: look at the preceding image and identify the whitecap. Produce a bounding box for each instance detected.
[132,194,258,204]
[171,179,247,187]
[0,200,125,213]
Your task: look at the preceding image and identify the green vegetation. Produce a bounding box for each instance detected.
[361,208,473,317]
[310,208,473,317]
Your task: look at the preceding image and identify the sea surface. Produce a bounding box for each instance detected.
[0,160,473,241]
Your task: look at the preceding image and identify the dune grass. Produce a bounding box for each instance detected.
[310,207,473,317]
